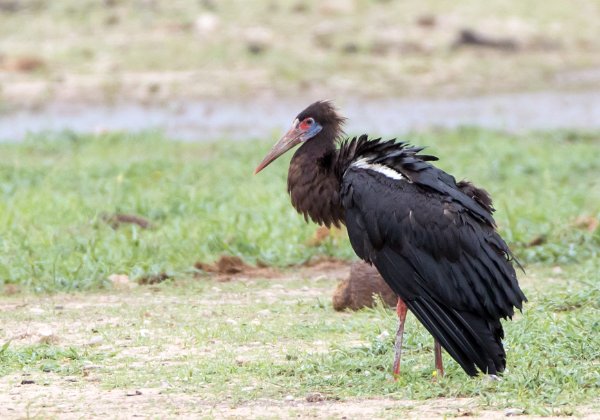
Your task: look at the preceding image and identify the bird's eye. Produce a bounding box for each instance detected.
[299,118,315,131]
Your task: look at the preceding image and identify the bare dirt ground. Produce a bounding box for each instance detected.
[1,263,597,419]
[4,383,594,420]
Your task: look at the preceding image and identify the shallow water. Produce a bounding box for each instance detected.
[1,90,600,142]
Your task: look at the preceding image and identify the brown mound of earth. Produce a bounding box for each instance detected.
[194,255,350,283]
[453,29,519,51]
[194,255,280,281]
[0,55,45,72]
[102,213,153,229]
[300,256,347,269]
[332,261,396,311]
[573,215,599,232]
[194,255,252,274]
[137,272,171,285]
[195,256,396,311]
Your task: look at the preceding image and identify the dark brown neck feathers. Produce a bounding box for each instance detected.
[287,128,344,228]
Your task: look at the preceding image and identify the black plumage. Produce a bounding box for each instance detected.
[255,101,526,376]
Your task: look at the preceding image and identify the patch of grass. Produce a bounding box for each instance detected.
[111,273,600,415]
[0,263,596,415]
[0,129,598,291]
[0,342,104,377]
[1,129,597,416]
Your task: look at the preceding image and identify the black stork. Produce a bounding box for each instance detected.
[255,101,526,377]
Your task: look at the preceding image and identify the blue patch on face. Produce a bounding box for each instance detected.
[301,123,322,141]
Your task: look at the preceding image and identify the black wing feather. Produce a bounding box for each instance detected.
[338,138,526,376]
[338,136,496,226]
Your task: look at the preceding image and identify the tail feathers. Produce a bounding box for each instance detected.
[459,310,506,372]
[405,297,505,376]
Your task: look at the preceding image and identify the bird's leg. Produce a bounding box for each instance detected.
[393,298,408,379]
[434,339,444,378]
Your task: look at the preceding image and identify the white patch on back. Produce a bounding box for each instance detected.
[352,158,405,181]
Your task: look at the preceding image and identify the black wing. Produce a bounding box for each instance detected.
[339,139,526,375]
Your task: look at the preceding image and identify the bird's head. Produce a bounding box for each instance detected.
[254,100,345,174]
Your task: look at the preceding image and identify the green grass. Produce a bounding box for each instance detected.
[0,266,597,416]
[0,129,598,415]
[0,342,105,378]
[0,129,598,292]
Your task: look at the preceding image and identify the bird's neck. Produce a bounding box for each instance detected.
[287,133,344,228]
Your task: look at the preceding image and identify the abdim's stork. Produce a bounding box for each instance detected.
[255,101,526,377]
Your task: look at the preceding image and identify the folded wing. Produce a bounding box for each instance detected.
[339,138,526,375]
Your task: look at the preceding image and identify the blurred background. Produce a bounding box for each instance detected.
[0,0,599,292]
[1,3,599,415]
[1,0,600,139]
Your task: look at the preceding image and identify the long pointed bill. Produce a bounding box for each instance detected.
[254,121,303,174]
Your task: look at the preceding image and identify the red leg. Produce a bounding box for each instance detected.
[393,298,408,379]
[434,339,444,377]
